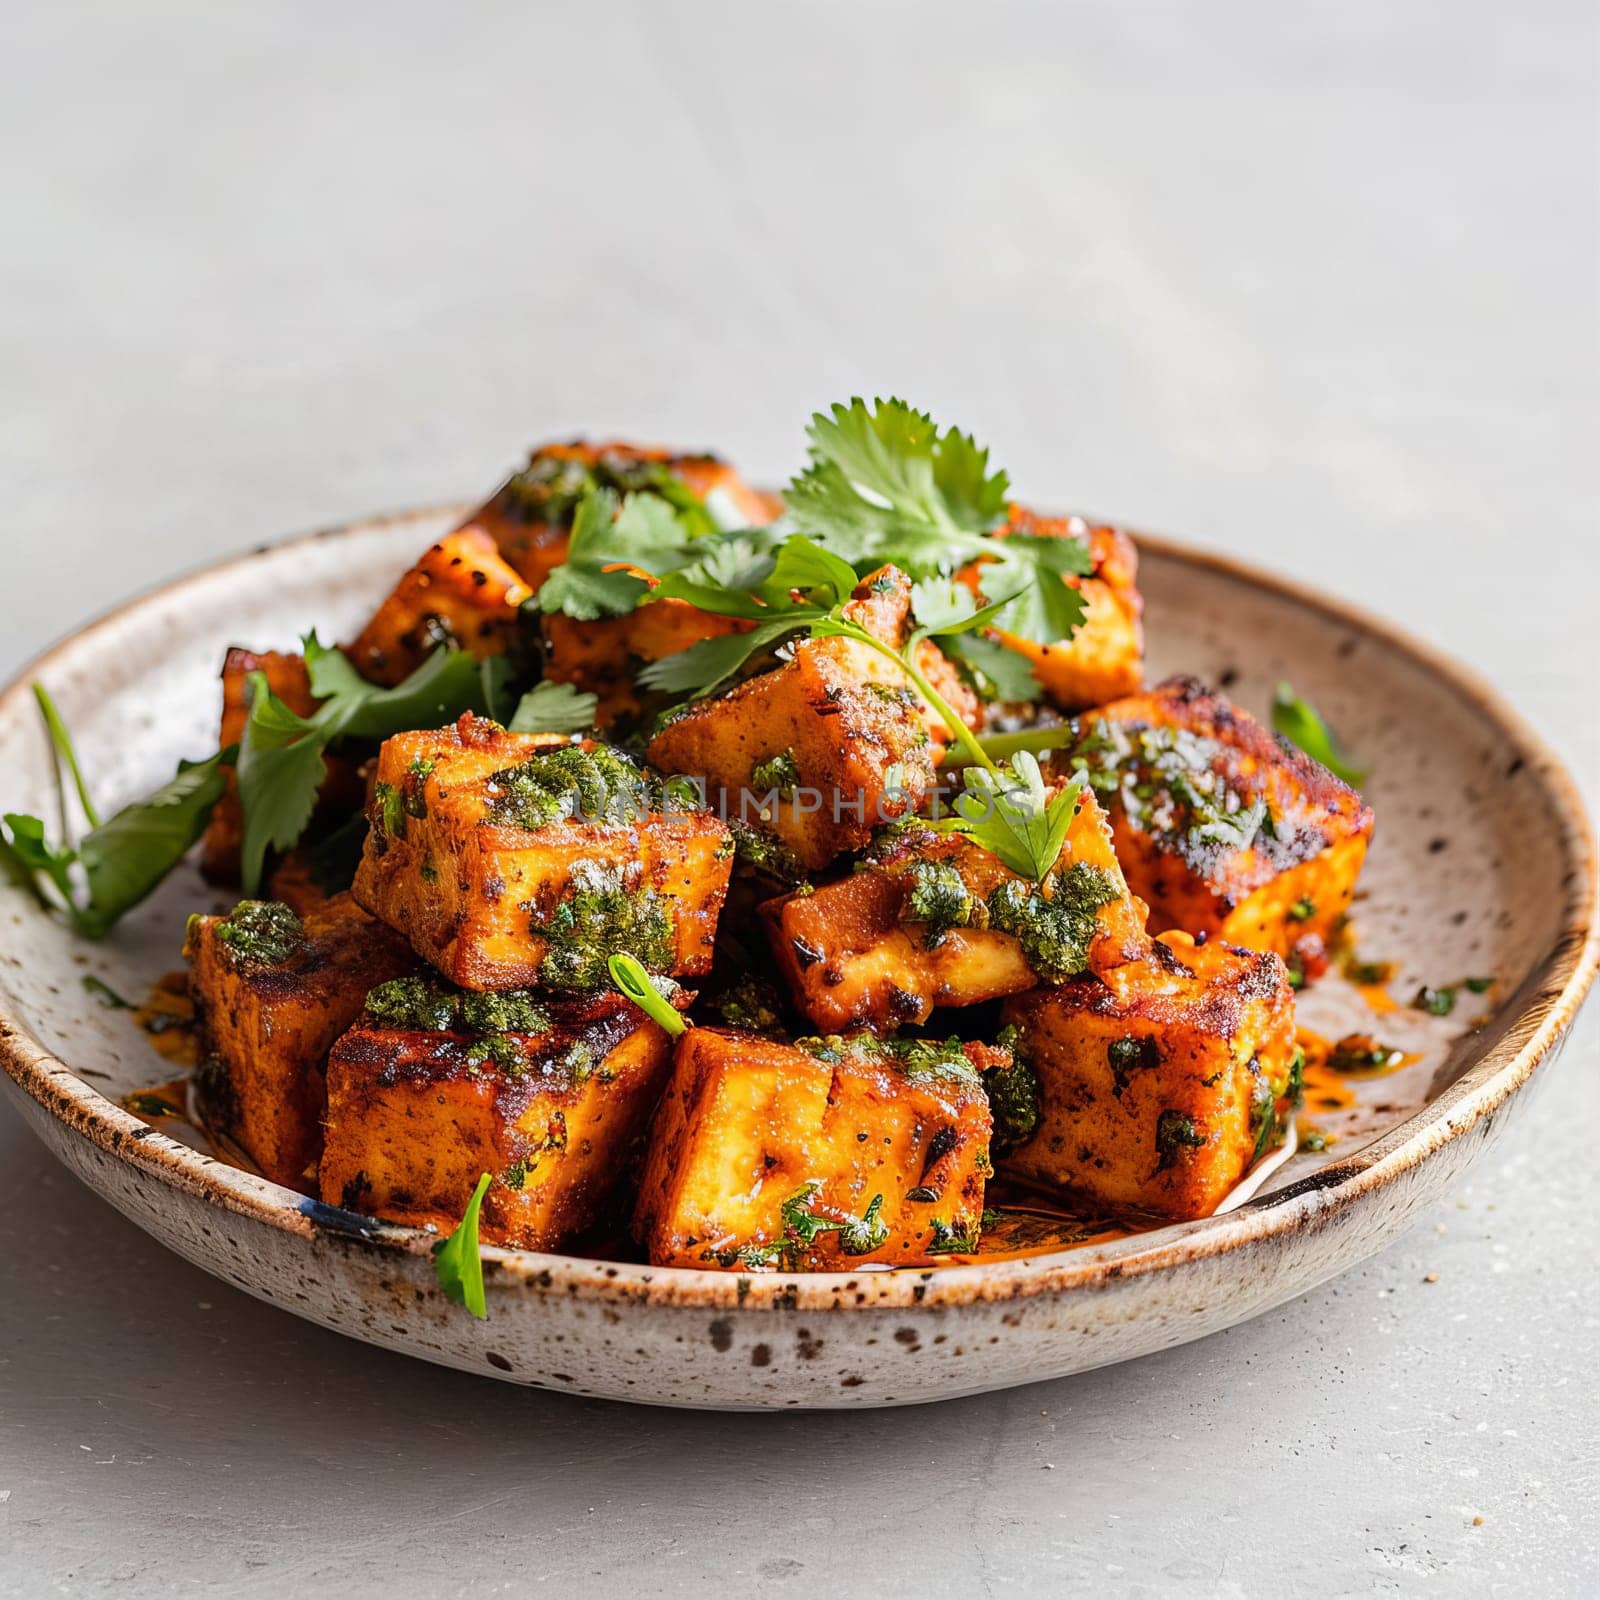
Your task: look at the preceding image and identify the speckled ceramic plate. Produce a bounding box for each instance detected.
[1,508,1594,1409]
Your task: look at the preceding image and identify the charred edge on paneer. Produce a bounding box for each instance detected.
[998,931,1300,1219]
[1058,675,1374,979]
[351,714,733,992]
[633,1027,999,1270]
[320,980,681,1249]
[344,527,533,687]
[184,894,416,1187]
[761,789,1150,1033]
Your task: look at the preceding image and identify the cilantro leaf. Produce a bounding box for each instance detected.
[1,810,79,906]
[762,534,860,608]
[1272,683,1368,788]
[783,397,1089,648]
[236,680,327,896]
[786,397,1010,550]
[636,615,806,697]
[942,632,1045,703]
[74,750,234,937]
[302,633,508,741]
[508,681,598,734]
[980,532,1093,645]
[909,578,978,636]
[2,689,236,936]
[537,489,709,621]
[948,760,1084,884]
[432,1171,492,1318]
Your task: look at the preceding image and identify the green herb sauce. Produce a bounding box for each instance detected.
[213,900,303,968]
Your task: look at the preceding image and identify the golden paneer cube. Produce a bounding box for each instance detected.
[762,790,1150,1033]
[645,568,972,875]
[1059,676,1374,980]
[542,599,751,730]
[344,527,533,686]
[998,931,1300,1219]
[961,510,1144,711]
[184,894,416,1186]
[634,1028,998,1271]
[351,715,733,991]
[200,647,364,884]
[320,982,680,1249]
[467,439,777,593]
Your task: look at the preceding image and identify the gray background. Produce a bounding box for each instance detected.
[2,2,1595,1595]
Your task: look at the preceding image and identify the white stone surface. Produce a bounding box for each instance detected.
[0,1,1594,1594]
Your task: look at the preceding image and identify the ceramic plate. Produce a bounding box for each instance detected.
[1,508,1593,1409]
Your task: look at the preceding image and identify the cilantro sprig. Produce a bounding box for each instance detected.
[432,1171,492,1318]
[536,489,695,621]
[784,397,1092,646]
[1272,682,1368,788]
[1,686,235,938]
[640,535,1014,770]
[641,534,1086,881]
[528,398,1093,658]
[949,762,1086,885]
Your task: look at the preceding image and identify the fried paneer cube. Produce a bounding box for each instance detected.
[645,568,970,875]
[344,527,533,686]
[184,895,416,1186]
[961,510,1144,711]
[998,931,1299,1219]
[634,1028,998,1270]
[1059,676,1375,978]
[762,790,1150,1032]
[321,982,680,1249]
[467,440,777,593]
[199,648,363,884]
[351,715,733,991]
[542,599,751,730]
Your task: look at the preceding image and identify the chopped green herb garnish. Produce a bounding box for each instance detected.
[750,748,801,795]
[779,1182,888,1258]
[364,976,551,1037]
[986,862,1121,981]
[1413,985,1457,1017]
[540,861,672,990]
[81,974,131,1009]
[985,1037,1041,1157]
[1327,1037,1408,1073]
[927,1214,982,1255]
[213,900,303,967]
[1107,1034,1162,1098]
[1155,1110,1207,1172]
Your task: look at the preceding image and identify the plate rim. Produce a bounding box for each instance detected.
[1,504,1594,1313]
